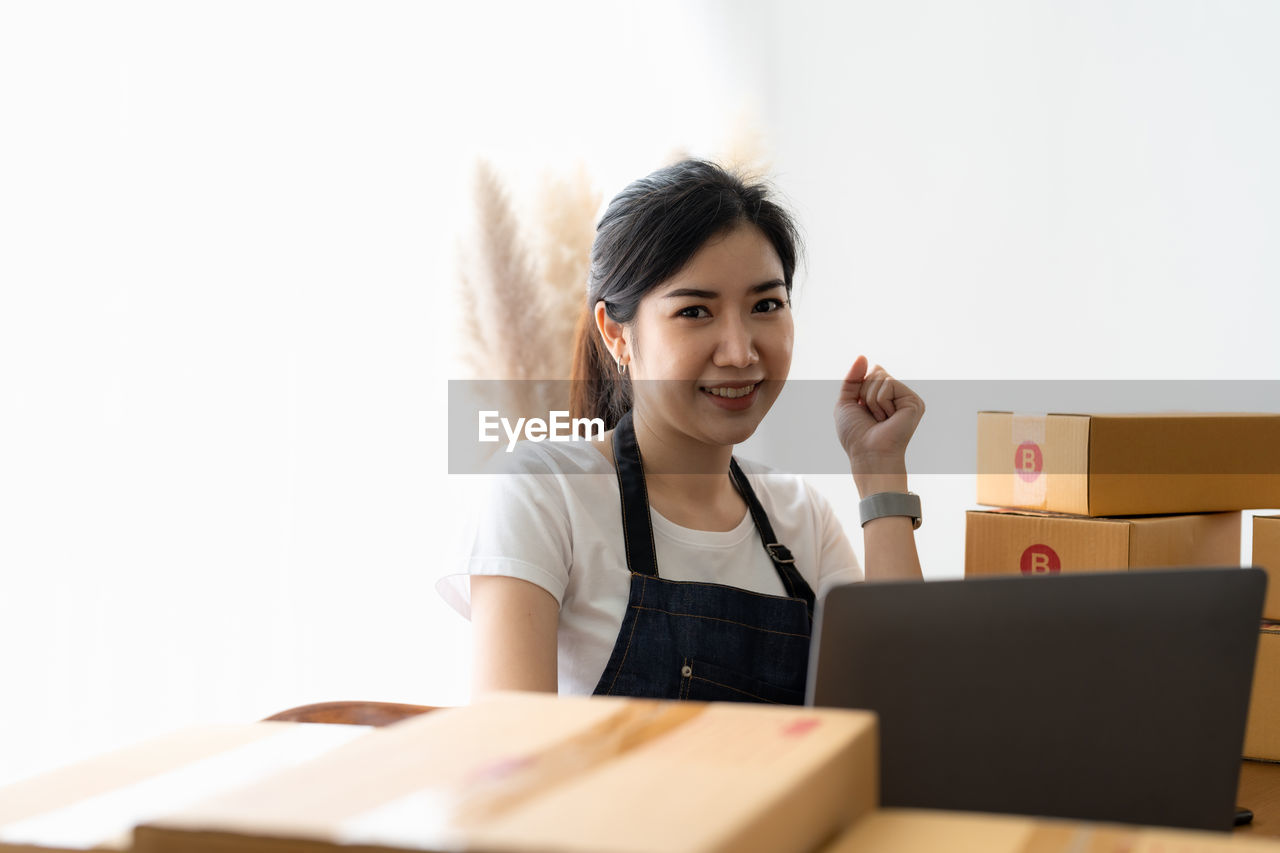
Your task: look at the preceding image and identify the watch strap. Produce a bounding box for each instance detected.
[859,491,922,530]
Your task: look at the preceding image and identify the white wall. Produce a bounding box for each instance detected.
[2,1,1277,785]
[755,0,1280,577]
[769,0,1280,382]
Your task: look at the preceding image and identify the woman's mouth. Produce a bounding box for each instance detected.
[700,382,761,410]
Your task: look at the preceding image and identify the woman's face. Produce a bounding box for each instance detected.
[623,223,793,451]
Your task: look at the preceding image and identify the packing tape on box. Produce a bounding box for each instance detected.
[333,700,707,849]
[1011,413,1047,509]
[0,724,366,851]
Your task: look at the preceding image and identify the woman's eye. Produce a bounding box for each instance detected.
[754,297,787,313]
[677,305,711,319]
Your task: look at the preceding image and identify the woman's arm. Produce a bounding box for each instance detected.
[850,466,924,582]
[835,355,926,582]
[469,575,560,696]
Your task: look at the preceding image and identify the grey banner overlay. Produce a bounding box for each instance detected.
[448,380,1280,475]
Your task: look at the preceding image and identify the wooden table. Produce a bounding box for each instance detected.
[1237,760,1280,836]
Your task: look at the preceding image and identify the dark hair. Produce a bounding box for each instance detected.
[570,159,802,428]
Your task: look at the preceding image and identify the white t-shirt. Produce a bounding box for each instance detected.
[437,439,863,695]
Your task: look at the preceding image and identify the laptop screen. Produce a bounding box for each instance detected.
[806,568,1265,831]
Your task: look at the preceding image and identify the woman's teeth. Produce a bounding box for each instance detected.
[704,384,757,399]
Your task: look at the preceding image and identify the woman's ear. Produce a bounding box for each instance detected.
[594,301,628,367]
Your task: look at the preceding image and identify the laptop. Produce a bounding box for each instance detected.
[806,567,1266,832]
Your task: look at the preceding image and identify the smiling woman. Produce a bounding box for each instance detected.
[436,160,925,702]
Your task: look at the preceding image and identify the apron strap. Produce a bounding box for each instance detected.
[613,410,817,617]
[613,410,661,578]
[729,459,816,616]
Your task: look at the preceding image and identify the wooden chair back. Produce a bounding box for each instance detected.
[263,700,439,727]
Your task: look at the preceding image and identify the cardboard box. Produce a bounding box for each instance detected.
[1255,516,1280,622]
[822,809,1280,852]
[134,692,879,853]
[0,722,367,852]
[977,412,1280,516]
[1245,623,1280,762]
[965,510,1241,577]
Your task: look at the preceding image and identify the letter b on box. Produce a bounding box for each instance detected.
[1015,441,1043,483]
[1020,544,1061,575]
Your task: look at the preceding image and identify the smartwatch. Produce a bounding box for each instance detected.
[858,491,922,530]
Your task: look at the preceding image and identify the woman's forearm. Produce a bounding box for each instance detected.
[861,514,923,581]
[853,467,924,582]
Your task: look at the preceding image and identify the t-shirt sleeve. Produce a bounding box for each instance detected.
[435,445,573,621]
[812,486,864,599]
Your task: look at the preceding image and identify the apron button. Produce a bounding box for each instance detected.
[681,665,693,678]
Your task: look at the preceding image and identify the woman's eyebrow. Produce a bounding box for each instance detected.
[662,280,786,299]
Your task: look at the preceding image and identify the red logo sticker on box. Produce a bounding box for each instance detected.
[782,718,821,737]
[1015,441,1043,482]
[1020,544,1060,575]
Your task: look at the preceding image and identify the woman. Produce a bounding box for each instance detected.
[439,159,924,703]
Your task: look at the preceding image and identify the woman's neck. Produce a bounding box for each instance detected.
[631,409,737,508]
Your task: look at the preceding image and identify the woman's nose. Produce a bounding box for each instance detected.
[713,315,759,367]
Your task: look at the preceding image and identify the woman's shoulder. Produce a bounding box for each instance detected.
[468,439,614,548]
[477,438,616,524]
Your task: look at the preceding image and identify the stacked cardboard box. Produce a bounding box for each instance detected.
[970,413,1280,765]
[974,412,1280,517]
[966,412,1280,577]
[965,508,1241,576]
[1247,516,1280,762]
[1257,516,1280,622]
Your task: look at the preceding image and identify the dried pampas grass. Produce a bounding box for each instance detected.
[529,163,600,384]
[457,160,548,422]
[458,161,542,378]
[456,159,600,425]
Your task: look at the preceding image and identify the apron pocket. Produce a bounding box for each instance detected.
[680,657,805,705]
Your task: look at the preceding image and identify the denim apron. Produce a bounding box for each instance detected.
[592,410,816,704]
